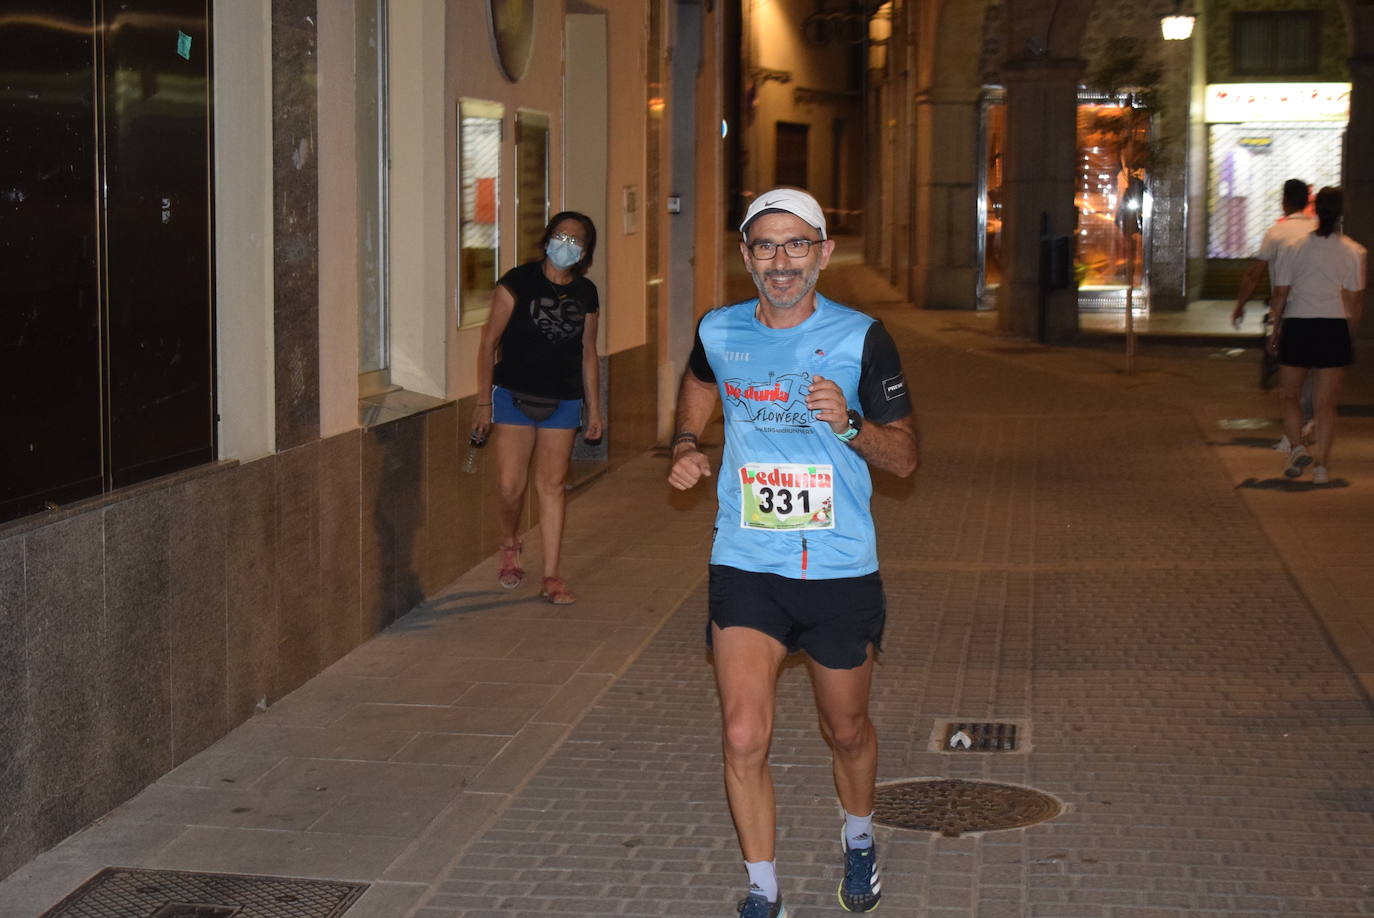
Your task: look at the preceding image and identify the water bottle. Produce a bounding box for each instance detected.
[463,431,486,474]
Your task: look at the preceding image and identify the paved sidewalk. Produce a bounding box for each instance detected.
[3,259,1373,916]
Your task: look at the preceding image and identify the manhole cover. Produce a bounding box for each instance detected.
[873,779,1062,837]
[41,868,368,918]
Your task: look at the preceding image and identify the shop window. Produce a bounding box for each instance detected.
[1076,100,1150,303]
[1,1,214,523]
[1207,123,1342,259]
[358,0,390,383]
[458,99,504,327]
[1232,11,1320,77]
[515,110,550,262]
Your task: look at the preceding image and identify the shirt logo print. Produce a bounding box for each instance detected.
[531,293,582,344]
[723,371,815,430]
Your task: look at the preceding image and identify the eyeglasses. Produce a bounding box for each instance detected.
[550,232,584,246]
[747,238,819,260]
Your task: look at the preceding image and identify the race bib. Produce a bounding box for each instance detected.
[738,463,835,530]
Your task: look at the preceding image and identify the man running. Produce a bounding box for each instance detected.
[668,187,918,917]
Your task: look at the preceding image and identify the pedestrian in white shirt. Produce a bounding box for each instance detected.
[1268,187,1366,484]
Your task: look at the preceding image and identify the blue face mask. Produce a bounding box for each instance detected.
[546,238,583,269]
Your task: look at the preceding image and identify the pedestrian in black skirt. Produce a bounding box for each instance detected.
[1267,187,1366,484]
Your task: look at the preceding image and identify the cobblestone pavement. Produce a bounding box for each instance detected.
[414,320,1374,917]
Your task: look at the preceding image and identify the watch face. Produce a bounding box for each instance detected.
[486,0,534,83]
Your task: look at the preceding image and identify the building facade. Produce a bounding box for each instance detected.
[866,0,1374,340]
[0,0,731,880]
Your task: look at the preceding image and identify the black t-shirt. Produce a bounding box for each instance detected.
[687,316,911,424]
[493,261,600,399]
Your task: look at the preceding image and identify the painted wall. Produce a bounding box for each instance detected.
[214,0,275,461]
[742,0,865,229]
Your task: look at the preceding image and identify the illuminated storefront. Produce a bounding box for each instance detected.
[979,92,1152,313]
[1205,83,1348,259]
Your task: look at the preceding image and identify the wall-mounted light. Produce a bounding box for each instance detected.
[1160,1,1195,40]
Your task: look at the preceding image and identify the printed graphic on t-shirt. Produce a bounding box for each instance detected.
[739,462,835,530]
[722,371,816,433]
[530,293,583,344]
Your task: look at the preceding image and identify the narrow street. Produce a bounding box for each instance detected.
[6,255,1373,917]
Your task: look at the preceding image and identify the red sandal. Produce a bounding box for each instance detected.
[497,541,523,589]
[539,576,576,605]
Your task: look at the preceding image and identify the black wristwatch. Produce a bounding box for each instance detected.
[835,409,863,443]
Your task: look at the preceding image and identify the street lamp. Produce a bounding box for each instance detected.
[1160,1,1195,40]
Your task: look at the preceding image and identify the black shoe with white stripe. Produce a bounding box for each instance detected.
[736,891,786,918]
[838,835,881,912]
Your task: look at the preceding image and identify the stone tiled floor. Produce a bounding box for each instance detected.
[4,264,1373,916]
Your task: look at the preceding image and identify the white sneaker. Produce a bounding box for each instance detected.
[1284,446,1314,478]
[1312,465,1329,485]
[1273,435,1292,453]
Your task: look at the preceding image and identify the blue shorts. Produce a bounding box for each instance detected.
[491,385,583,429]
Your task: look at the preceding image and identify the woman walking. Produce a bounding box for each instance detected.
[473,212,602,603]
[1268,187,1366,484]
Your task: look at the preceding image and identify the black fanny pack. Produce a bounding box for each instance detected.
[509,390,561,422]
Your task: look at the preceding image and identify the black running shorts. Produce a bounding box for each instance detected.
[706,564,885,670]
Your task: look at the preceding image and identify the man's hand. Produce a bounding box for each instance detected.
[1231,302,1246,328]
[807,374,849,434]
[668,444,712,490]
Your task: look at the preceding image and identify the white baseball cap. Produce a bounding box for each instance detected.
[739,187,828,240]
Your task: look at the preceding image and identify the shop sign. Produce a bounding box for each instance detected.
[1205,83,1351,123]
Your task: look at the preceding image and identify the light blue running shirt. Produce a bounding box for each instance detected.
[687,294,912,580]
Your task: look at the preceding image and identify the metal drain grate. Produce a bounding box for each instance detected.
[874,778,1063,837]
[942,721,1018,751]
[41,868,368,918]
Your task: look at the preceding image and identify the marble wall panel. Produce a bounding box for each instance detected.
[102,490,174,799]
[168,475,230,764]
[445,399,487,586]
[20,513,109,850]
[0,535,28,879]
[319,429,362,666]
[422,405,462,596]
[275,441,323,696]
[226,458,279,717]
[271,0,320,450]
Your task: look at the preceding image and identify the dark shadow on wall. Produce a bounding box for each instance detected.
[365,415,426,632]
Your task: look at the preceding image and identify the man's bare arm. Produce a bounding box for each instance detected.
[850,415,918,478]
[667,370,719,490]
[1232,259,1267,326]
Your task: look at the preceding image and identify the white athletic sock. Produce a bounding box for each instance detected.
[745,859,779,903]
[844,810,875,850]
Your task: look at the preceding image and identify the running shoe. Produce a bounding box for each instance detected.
[838,835,882,912]
[1273,435,1291,453]
[1312,465,1329,485]
[736,892,786,918]
[1283,445,1313,479]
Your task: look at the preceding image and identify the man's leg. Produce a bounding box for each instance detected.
[808,645,882,913]
[711,623,788,863]
[806,645,878,820]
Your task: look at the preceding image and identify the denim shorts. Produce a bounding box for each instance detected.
[490,385,583,429]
